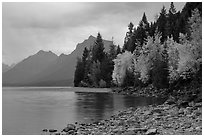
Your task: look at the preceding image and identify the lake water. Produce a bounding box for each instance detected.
[2,87,166,135]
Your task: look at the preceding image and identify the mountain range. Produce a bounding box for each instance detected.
[2,35,113,86]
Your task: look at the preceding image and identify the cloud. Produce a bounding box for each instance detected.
[2,2,185,65]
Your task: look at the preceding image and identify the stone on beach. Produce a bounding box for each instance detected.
[49,129,57,133]
[62,124,76,132]
[146,128,157,135]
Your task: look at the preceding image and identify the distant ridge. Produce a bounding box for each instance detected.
[3,35,113,86]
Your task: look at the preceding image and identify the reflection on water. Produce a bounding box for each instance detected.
[75,93,114,123]
[2,87,166,135]
[75,92,166,123]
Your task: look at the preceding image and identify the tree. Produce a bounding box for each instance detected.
[135,12,149,47]
[92,33,105,63]
[90,61,101,87]
[177,9,202,80]
[179,2,202,36]
[166,2,180,42]
[150,34,169,88]
[101,54,114,87]
[112,51,134,86]
[82,47,89,63]
[169,2,176,14]
[116,45,121,55]
[157,6,167,43]
[74,58,84,87]
[122,22,134,52]
[108,43,117,60]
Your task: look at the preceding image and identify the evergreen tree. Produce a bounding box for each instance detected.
[92,33,105,63]
[116,45,121,55]
[149,22,157,37]
[157,6,168,43]
[150,34,169,89]
[166,2,180,42]
[179,2,202,37]
[135,12,149,47]
[90,61,101,87]
[74,58,84,87]
[122,22,134,52]
[82,47,89,63]
[101,54,114,87]
[109,43,117,60]
[169,2,176,14]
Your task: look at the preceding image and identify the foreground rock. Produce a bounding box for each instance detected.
[46,102,202,135]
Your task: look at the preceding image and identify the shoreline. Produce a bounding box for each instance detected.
[43,102,202,135]
[42,93,202,135]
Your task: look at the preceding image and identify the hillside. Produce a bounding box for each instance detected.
[2,35,113,86]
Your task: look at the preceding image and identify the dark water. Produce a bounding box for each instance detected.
[2,87,166,135]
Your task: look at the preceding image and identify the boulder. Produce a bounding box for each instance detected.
[146,129,157,135]
[63,124,76,132]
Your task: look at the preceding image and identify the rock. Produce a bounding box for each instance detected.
[146,129,157,135]
[124,130,135,135]
[178,108,185,115]
[152,108,163,114]
[42,129,48,132]
[55,132,61,135]
[49,129,57,133]
[67,124,76,130]
[67,129,76,135]
[63,124,76,132]
[143,111,152,115]
[188,102,195,107]
[194,109,202,116]
[195,102,202,108]
[112,129,122,134]
[165,96,176,105]
[178,100,189,108]
[195,126,202,131]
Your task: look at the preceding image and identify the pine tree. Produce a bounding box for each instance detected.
[167,2,179,42]
[157,6,167,43]
[122,22,134,52]
[109,43,117,60]
[101,54,114,87]
[116,45,121,55]
[74,58,84,87]
[82,47,89,63]
[135,12,149,47]
[169,2,176,14]
[92,33,105,63]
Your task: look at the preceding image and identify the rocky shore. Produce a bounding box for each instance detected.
[42,100,202,135]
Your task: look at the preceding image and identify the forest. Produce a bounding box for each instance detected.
[74,2,202,94]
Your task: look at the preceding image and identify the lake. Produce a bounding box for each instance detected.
[2,87,166,135]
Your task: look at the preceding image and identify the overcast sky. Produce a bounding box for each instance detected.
[2,2,185,65]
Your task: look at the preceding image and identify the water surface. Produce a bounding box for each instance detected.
[2,87,166,135]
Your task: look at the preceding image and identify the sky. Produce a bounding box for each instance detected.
[2,2,185,65]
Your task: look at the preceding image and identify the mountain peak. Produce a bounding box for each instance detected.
[36,50,56,56]
[37,50,45,54]
[88,35,95,40]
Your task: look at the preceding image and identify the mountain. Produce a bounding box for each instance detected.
[3,35,113,86]
[2,50,58,86]
[2,63,11,73]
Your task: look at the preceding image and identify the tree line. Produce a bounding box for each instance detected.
[74,33,121,87]
[74,2,202,89]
